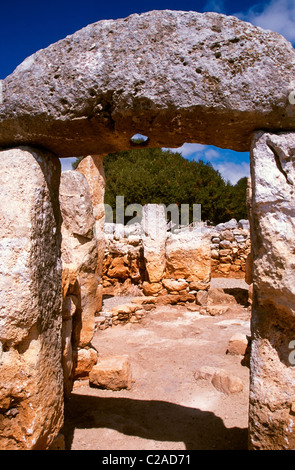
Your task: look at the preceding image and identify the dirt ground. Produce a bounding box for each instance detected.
[63,278,251,451]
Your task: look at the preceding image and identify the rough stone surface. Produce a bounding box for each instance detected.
[249,131,295,450]
[194,366,216,382]
[73,347,98,379]
[165,231,211,287]
[60,170,95,239]
[227,333,248,356]
[1,11,295,157]
[89,355,132,390]
[207,288,239,306]
[76,155,106,280]
[206,305,229,316]
[59,170,101,399]
[211,369,243,395]
[209,223,251,277]
[142,281,163,296]
[60,170,100,347]
[141,204,167,283]
[0,147,63,450]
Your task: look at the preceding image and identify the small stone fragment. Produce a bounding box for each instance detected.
[227,333,248,356]
[211,369,243,394]
[89,355,132,390]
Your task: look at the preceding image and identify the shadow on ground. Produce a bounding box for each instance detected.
[62,393,248,450]
[223,288,249,306]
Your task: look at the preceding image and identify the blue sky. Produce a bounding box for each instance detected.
[1,0,294,184]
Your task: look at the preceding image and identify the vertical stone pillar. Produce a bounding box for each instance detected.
[249,131,295,449]
[76,155,106,311]
[59,170,100,395]
[0,147,63,450]
[141,204,167,285]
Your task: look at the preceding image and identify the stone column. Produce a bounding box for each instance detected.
[0,147,63,450]
[249,131,295,449]
[141,204,167,294]
[76,155,106,311]
[59,170,100,395]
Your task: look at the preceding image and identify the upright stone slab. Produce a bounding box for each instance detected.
[76,155,106,310]
[141,204,167,283]
[165,231,211,289]
[0,147,63,450]
[76,155,106,235]
[249,132,295,449]
[60,171,100,345]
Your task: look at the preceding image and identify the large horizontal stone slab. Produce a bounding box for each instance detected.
[0,10,295,156]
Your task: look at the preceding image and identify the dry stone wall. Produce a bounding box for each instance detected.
[210,219,251,276]
[102,216,251,292]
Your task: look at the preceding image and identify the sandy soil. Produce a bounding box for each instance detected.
[63,279,251,451]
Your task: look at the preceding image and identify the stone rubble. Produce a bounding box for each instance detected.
[194,366,244,395]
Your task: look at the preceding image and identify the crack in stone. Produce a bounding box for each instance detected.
[267,140,294,186]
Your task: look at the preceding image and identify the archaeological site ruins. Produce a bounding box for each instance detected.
[0,9,295,450]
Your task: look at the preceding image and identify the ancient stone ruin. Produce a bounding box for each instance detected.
[102,216,250,297]
[0,9,295,450]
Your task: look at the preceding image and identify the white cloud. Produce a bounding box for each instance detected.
[204,148,220,161]
[235,0,295,43]
[214,161,250,185]
[163,143,207,158]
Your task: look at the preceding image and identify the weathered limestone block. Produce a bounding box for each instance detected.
[141,204,167,283]
[59,170,95,239]
[249,131,295,450]
[107,256,129,280]
[1,11,295,156]
[76,156,105,226]
[227,333,248,356]
[0,147,63,450]
[195,366,243,394]
[142,281,163,296]
[59,170,101,396]
[162,278,189,292]
[165,231,211,288]
[61,317,74,398]
[89,356,132,390]
[78,272,102,347]
[72,346,98,379]
[207,288,238,306]
[76,155,106,281]
[60,170,99,346]
[211,369,243,395]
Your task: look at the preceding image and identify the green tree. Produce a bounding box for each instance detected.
[72,156,84,169]
[102,148,230,225]
[72,149,248,225]
[226,177,248,222]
